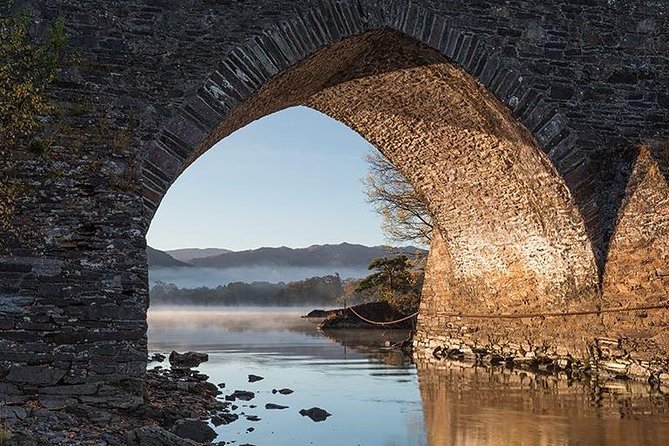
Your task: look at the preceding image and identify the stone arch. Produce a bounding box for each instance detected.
[142,24,599,316]
[142,1,593,237]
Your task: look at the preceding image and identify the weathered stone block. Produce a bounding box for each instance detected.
[5,365,67,386]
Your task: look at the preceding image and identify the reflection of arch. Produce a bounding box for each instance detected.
[143,25,598,311]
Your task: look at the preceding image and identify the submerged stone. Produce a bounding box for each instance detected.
[299,407,331,422]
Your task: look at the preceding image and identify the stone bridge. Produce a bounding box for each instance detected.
[0,0,667,407]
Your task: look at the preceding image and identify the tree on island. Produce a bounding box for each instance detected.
[355,255,423,315]
[353,151,432,315]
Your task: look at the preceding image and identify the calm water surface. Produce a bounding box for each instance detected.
[148,307,669,446]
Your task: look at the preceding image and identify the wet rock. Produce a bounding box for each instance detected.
[246,427,255,433]
[248,374,264,383]
[211,413,238,426]
[272,388,293,395]
[229,390,255,401]
[217,382,226,388]
[150,353,166,362]
[299,407,331,422]
[601,360,630,376]
[127,426,198,446]
[304,309,330,317]
[265,403,288,410]
[246,415,261,422]
[169,351,209,369]
[171,418,217,443]
[193,373,209,381]
[176,381,191,392]
[202,382,220,395]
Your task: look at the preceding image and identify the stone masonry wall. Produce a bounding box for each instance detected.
[0,0,667,406]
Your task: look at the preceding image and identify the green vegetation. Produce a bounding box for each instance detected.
[354,255,424,314]
[0,427,11,442]
[150,275,344,307]
[0,13,66,235]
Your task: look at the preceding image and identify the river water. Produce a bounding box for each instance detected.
[148,307,669,446]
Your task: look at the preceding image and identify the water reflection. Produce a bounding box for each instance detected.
[320,328,413,367]
[148,308,669,446]
[416,358,669,446]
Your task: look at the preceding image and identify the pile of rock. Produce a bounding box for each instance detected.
[420,328,669,386]
[1,351,225,446]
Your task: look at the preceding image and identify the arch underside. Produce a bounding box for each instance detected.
[149,30,599,312]
[143,28,668,359]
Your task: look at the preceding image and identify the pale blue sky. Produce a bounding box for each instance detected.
[146,106,388,251]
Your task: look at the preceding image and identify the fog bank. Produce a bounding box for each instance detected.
[149,265,368,288]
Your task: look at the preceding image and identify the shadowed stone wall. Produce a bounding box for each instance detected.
[0,0,667,406]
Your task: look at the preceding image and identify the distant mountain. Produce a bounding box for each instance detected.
[147,246,191,268]
[189,243,425,269]
[167,248,232,263]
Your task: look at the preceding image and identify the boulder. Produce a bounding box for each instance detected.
[247,374,264,383]
[304,309,329,317]
[169,351,209,369]
[265,403,288,410]
[149,353,166,362]
[211,413,238,426]
[229,390,254,401]
[171,418,217,443]
[299,407,331,422]
[271,388,293,395]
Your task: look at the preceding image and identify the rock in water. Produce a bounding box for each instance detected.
[127,426,198,446]
[265,403,289,410]
[304,309,328,317]
[169,351,209,369]
[271,388,294,395]
[229,390,255,401]
[211,413,239,426]
[248,374,264,383]
[149,353,166,362]
[299,407,331,422]
[171,418,217,443]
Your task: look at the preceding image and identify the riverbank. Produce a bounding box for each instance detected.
[1,361,227,445]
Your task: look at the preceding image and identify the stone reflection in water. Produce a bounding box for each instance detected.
[416,357,669,446]
[319,328,414,367]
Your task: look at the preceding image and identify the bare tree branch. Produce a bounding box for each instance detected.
[362,151,433,246]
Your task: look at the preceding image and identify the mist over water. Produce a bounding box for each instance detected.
[148,265,368,288]
[148,308,669,446]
